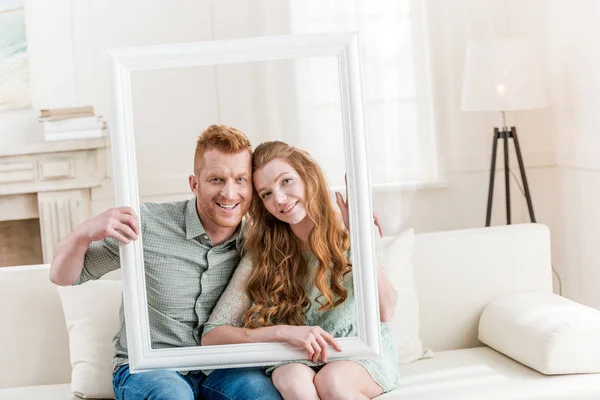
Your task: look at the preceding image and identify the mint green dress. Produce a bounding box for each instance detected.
[203,247,400,393]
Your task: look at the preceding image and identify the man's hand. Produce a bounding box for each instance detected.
[75,207,140,244]
[50,206,139,286]
[278,325,342,363]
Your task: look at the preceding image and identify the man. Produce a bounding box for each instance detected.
[50,125,282,400]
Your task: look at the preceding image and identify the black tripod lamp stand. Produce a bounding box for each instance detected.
[461,39,547,226]
[485,113,536,227]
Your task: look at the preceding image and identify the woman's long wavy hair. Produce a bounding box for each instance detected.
[242,141,351,329]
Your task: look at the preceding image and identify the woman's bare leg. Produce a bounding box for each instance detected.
[272,363,319,400]
[313,360,383,400]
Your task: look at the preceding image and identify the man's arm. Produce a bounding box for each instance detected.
[49,207,140,286]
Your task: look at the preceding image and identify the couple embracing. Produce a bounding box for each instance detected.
[50,124,399,400]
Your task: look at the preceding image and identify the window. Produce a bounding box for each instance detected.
[288,0,439,188]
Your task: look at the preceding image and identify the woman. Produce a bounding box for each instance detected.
[202,141,399,399]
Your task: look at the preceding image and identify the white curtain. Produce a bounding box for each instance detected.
[286,0,439,188]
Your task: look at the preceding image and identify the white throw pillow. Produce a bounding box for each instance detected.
[57,281,122,399]
[381,229,429,363]
[479,291,600,375]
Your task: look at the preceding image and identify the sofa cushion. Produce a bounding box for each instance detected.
[479,292,600,374]
[58,280,122,399]
[0,265,72,389]
[378,347,600,400]
[382,229,427,363]
[412,224,553,352]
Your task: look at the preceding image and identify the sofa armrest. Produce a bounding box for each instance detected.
[478,292,600,375]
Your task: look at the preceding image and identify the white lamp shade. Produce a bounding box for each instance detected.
[461,39,548,111]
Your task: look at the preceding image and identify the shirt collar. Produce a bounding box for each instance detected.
[185,198,245,248]
[185,198,205,240]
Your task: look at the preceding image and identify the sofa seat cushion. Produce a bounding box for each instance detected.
[0,384,81,400]
[378,347,600,400]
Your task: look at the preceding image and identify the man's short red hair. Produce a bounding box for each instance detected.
[194,124,252,173]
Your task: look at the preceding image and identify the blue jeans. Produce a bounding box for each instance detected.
[113,364,205,400]
[202,367,283,400]
[113,364,282,400]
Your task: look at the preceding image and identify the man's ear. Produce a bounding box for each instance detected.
[188,174,197,194]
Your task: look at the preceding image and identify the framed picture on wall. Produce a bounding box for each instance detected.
[0,0,30,111]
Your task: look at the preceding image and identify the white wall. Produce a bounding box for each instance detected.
[2,0,599,307]
[540,0,600,308]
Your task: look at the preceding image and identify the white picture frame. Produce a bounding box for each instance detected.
[107,32,380,373]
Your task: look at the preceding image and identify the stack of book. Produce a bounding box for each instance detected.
[39,106,107,142]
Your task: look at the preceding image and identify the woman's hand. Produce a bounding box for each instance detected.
[335,175,383,236]
[277,325,342,363]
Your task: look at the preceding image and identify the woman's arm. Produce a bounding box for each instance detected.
[202,323,283,345]
[374,233,397,322]
[376,259,396,322]
[204,324,341,364]
[200,256,288,346]
[336,187,396,322]
[201,255,341,362]
[201,254,255,345]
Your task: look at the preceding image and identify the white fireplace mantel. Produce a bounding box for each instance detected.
[0,137,110,264]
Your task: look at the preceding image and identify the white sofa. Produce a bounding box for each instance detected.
[2,223,600,399]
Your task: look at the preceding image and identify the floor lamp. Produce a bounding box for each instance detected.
[461,39,548,226]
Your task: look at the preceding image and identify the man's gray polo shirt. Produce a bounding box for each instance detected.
[75,198,243,369]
